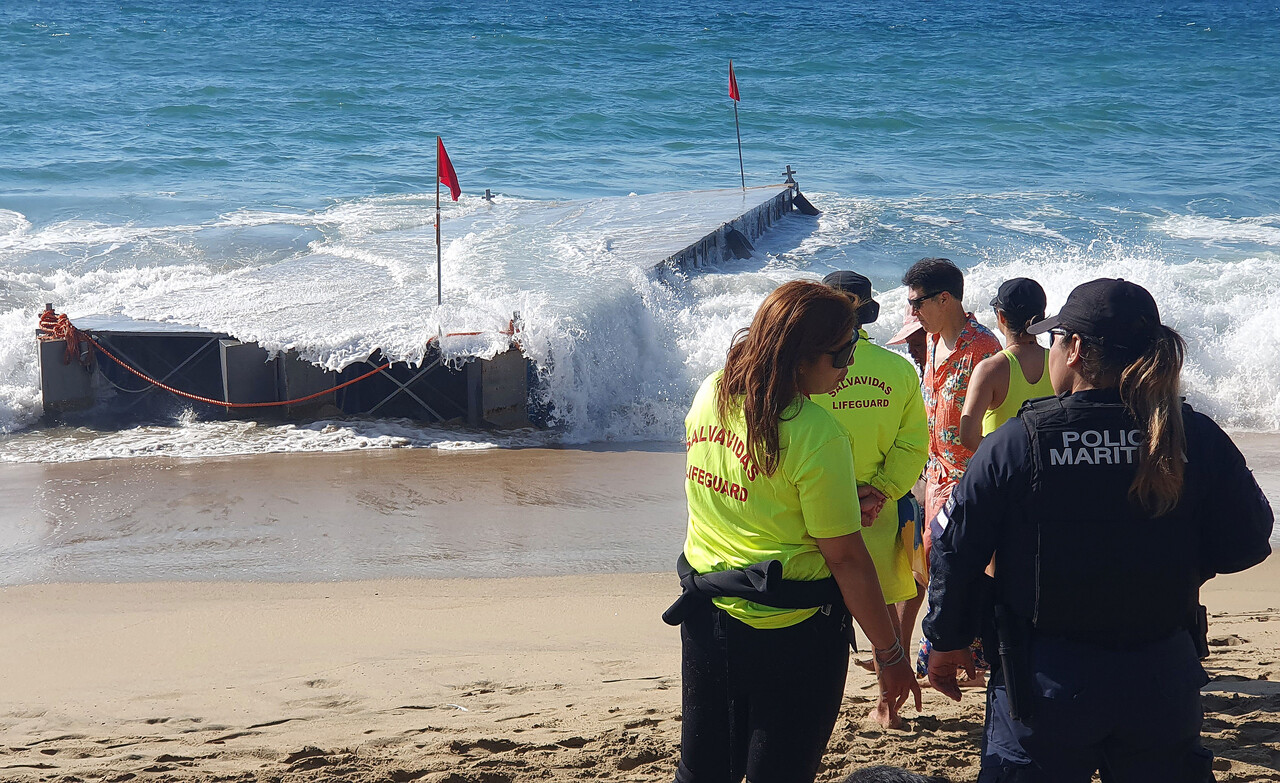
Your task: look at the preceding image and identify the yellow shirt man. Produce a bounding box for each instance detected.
[813,331,929,604]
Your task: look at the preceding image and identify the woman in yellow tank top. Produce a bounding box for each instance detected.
[959,278,1055,451]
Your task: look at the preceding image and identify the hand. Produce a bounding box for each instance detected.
[927,647,976,702]
[876,657,923,718]
[857,485,888,526]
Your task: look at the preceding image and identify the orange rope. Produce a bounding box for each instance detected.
[38,308,83,364]
[88,337,386,409]
[39,309,518,409]
[89,337,391,408]
[436,319,516,339]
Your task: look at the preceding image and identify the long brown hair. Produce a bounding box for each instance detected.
[1078,325,1188,516]
[717,280,856,477]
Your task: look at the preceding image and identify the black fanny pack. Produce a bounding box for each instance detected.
[661,552,846,626]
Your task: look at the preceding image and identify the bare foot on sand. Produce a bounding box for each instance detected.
[866,697,904,729]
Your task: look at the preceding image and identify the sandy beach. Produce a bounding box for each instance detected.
[0,436,1276,782]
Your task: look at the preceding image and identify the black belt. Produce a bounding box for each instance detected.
[661,552,846,626]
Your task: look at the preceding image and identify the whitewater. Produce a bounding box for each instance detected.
[2,185,1278,463]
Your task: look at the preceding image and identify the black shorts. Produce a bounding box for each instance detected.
[675,604,850,783]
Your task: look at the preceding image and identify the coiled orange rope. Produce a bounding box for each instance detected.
[37,308,85,365]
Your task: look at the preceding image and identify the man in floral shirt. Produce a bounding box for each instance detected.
[902,258,1001,581]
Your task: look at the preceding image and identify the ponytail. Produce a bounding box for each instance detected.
[1076,324,1187,516]
[999,308,1044,339]
[1119,325,1187,517]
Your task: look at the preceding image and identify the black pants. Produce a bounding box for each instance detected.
[675,604,849,783]
[979,631,1214,782]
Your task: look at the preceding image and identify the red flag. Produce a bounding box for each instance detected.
[437,136,461,201]
[728,60,740,102]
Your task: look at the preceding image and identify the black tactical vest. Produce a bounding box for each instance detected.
[1013,393,1199,648]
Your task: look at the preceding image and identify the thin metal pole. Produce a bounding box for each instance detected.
[436,136,442,306]
[734,102,745,191]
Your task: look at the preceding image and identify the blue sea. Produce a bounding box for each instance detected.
[2,0,1279,460]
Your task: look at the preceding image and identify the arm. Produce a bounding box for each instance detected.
[923,424,1029,652]
[816,533,922,714]
[869,371,930,502]
[958,355,1003,452]
[1194,416,1273,579]
[815,533,895,649]
[858,485,888,525]
[794,433,920,713]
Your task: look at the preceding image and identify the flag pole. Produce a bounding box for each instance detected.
[436,135,442,306]
[729,60,744,191]
[734,101,744,192]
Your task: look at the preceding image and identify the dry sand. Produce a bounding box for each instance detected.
[0,436,1276,782]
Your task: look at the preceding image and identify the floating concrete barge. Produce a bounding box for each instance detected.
[39,183,808,427]
[39,317,532,427]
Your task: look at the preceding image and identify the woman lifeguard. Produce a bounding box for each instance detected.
[668,280,919,783]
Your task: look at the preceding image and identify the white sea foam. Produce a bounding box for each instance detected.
[1156,215,1280,247]
[0,218,207,254]
[0,417,546,463]
[912,214,962,227]
[990,218,1073,244]
[216,195,444,236]
[1,190,1278,462]
[959,243,1280,431]
[0,209,31,240]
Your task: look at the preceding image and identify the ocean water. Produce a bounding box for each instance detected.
[2,0,1279,461]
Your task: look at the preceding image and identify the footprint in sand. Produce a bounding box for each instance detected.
[448,738,523,755]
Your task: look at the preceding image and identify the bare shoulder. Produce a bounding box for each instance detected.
[973,351,1010,382]
[965,352,1009,410]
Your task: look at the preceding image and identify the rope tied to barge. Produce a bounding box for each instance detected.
[38,307,90,366]
[37,307,516,410]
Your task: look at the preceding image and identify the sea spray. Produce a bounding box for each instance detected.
[2,190,1279,461]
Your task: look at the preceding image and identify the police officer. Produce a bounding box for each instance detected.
[922,279,1273,781]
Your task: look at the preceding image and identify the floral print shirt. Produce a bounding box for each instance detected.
[923,313,1001,487]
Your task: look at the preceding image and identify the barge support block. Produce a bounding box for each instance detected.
[39,339,94,417]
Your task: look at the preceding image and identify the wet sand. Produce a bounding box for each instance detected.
[0,435,1275,781]
[0,446,689,584]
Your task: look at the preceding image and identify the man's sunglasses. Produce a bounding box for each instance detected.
[1048,328,1070,346]
[907,290,945,311]
[826,333,859,368]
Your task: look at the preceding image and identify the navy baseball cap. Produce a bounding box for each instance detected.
[1027,278,1161,353]
[822,271,880,325]
[990,277,1047,322]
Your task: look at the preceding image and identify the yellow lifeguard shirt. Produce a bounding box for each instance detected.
[814,334,928,605]
[683,371,862,629]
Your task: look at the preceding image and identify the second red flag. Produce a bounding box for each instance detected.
[437,137,461,202]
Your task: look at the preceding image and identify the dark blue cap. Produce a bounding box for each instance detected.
[1028,278,1160,353]
[822,271,880,325]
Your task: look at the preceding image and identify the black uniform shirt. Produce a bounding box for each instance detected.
[924,388,1273,653]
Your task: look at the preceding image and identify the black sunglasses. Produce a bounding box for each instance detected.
[826,333,859,368]
[1048,328,1070,346]
[907,290,945,311]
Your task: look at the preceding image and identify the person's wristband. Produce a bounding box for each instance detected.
[873,640,907,668]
